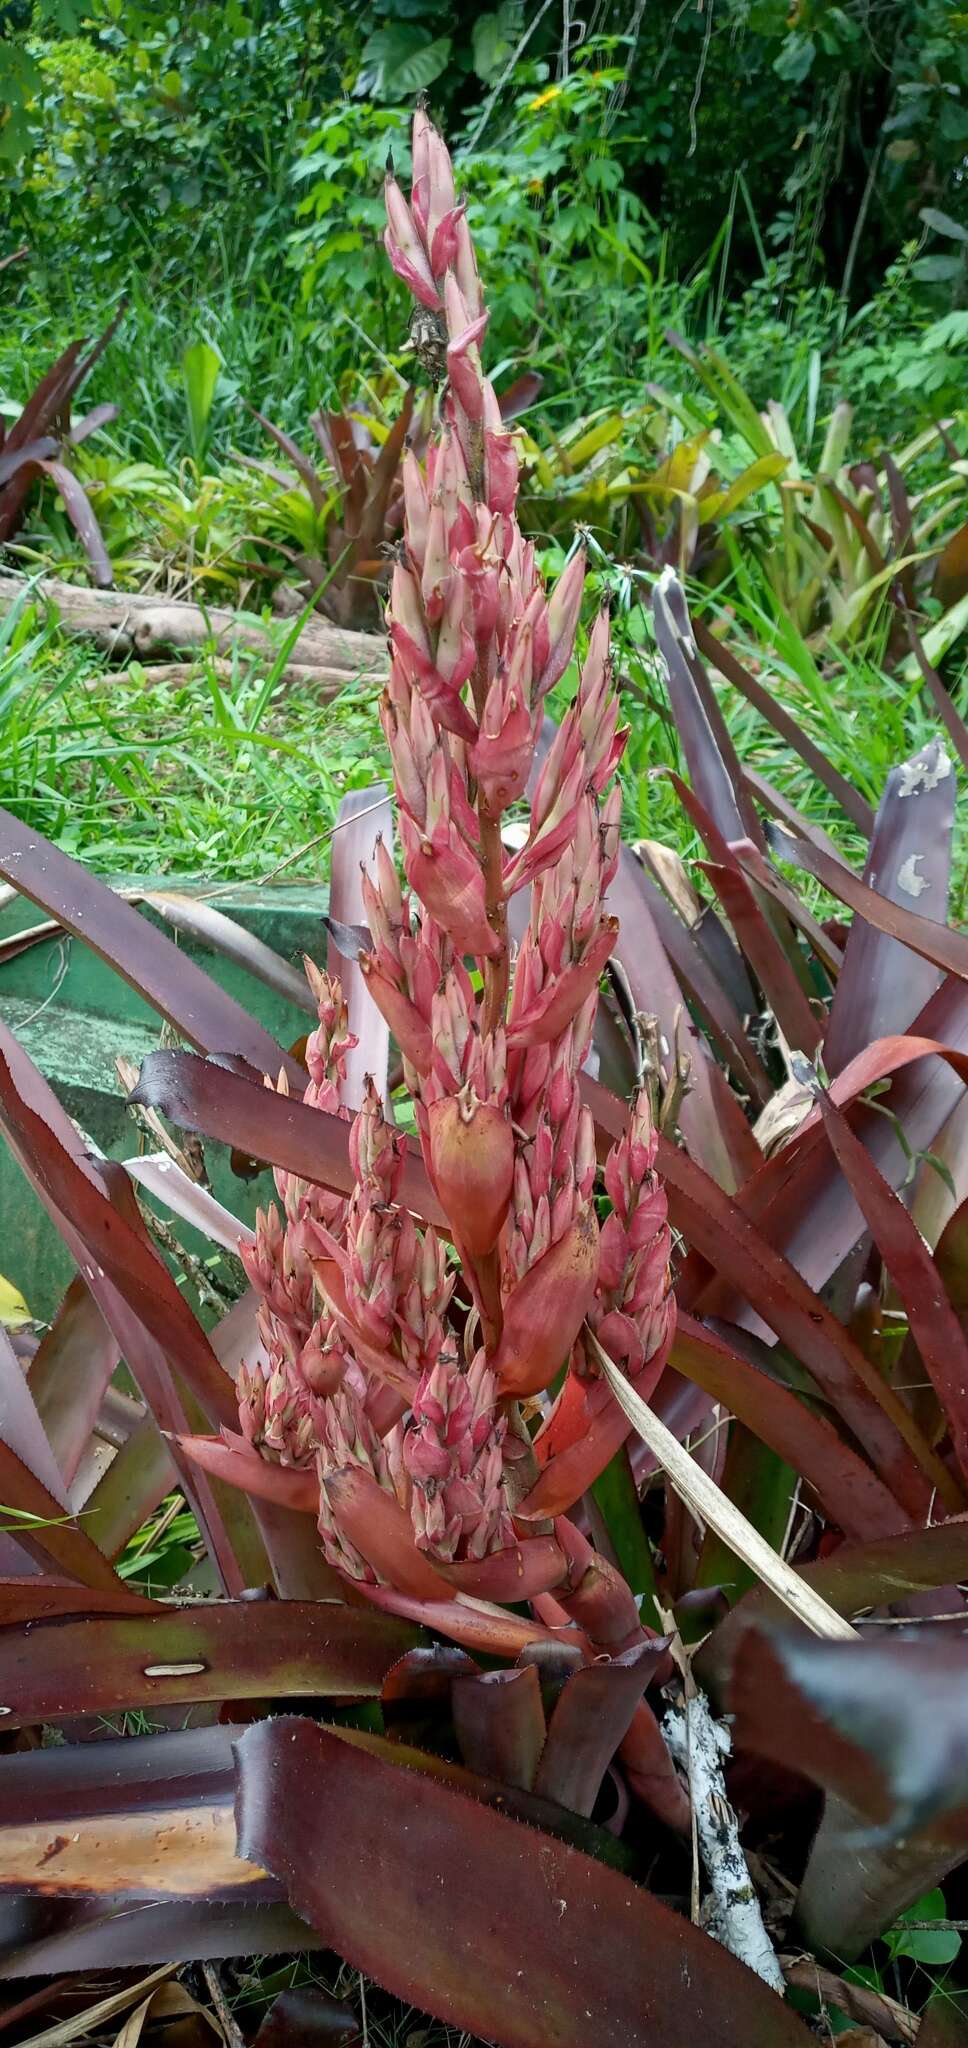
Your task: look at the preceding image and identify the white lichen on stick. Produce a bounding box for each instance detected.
[664,1690,785,1994]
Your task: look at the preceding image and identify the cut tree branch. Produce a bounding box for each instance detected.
[0,571,387,688]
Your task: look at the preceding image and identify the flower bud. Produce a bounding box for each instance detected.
[536,549,585,696]
[494,1204,600,1396]
[428,1086,514,1255]
[384,175,441,313]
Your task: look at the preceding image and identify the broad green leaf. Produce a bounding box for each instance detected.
[182,341,221,465]
[591,1447,661,1629]
[886,1889,962,1965]
[698,453,788,524]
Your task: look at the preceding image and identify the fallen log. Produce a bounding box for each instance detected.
[126,660,375,698]
[0,571,386,681]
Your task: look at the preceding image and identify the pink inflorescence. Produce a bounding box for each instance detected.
[235,110,674,1597]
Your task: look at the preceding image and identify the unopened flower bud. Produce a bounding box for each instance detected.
[428,1085,514,1255]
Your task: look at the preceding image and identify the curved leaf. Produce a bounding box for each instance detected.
[697,1519,968,1696]
[131,1049,444,1225]
[0,1437,122,1591]
[234,1716,814,2047]
[27,1276,120,1488]
[731,1628,968,1954]
[0,1326,70,1508]
[533,1643,663,1818]
[823,737,953,1075]
[816,1086,968,1481]
[586,1081,953,1517]
[693,615,873,836]
[0,808,302,1083]
[669,1313,910,1541]
[327,784,393,1106]
[770,807,968,986]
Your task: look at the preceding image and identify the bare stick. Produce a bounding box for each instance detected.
[665,1688,785,1992]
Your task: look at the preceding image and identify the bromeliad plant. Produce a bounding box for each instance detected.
[246,388,417,630]
[0,307,123,588]
[6,110,968,2047]
[666,328,968,665]
[247,372,541,630]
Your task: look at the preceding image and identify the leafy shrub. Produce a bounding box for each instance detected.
[8,0,340,271]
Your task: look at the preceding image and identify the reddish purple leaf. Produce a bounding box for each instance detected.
[629,859,772,1105]
[356,389,414,553]
[2,343,84,461]
[234,1716,814,2047]
[0,1437,122,1591]
[933,512,968,610]
[728,835,844,979]
[697,1518,968,1696]
[693,615,874,836]
[731,1628,968,1953]
[253,1990,360,2048]
[81,1412,177,1559]
[823,738,954,1075]
[700,991,968,1314]
[905,607,968,780]
[0,1025,267,1592]
[0,1576,158,1625]
[130,1049,444,1225]
[742,767,848,864]
[498,372,543,419]
[819,474,886,575]
[68,400,119,445]
[252,407,330,514]
[10,306,123,453]
[0,1724,288,1932]
[0,1599,420,1729]
[770,806,968,987]
[0,1026,237,1435]
[36,459,113,587]
[816,1086,968,1482]
[0,1897,317,1975]
[584,1075,948,1517]
[0,809,302,1084]
[451,1665,546,1790]
[883,453,915,606]
[533,1643,663,1818]
[670,772,821,1054]
[327,784,393,1106]
[920,2000,968,2048]
[0,437,57,484]
[27,1277,119,1488]
[670,1312,910,1541]
[652,570,766,850]
[0,1326,69,1508]
[339,1720,646,1868]
[607,848,760,1190]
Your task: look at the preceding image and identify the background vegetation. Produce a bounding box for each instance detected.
[0,0,965,881]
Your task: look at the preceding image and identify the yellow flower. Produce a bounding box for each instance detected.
[528,85,562,111]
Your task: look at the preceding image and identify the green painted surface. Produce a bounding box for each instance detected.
[0,881,328,1320]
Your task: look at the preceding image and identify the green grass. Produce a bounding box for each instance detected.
[0,594,386,879]
[1,545,965,898]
